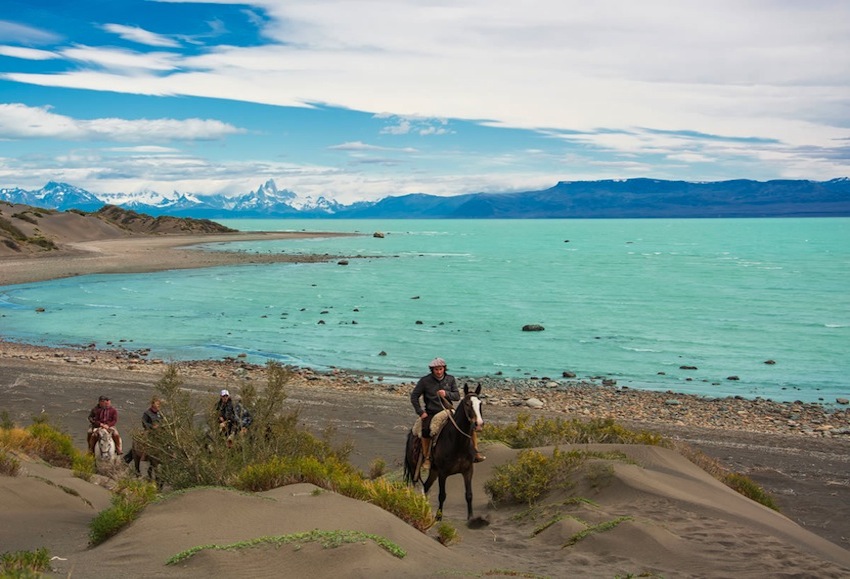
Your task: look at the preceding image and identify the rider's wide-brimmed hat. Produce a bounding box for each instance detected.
[220,389,230,397]
[428,357,447,368]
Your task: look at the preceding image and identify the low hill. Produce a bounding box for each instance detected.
[0,203,236,257]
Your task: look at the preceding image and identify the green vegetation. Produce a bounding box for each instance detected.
[563,516,632,547]
[484,448,630,506]
[166,529,406,565]
[482,414,667,448]
[483,414,779,511]
[0,216,26,240]
[0,448,21,476]
[0,547,51,577]
[89,478,159,546]
[724,473,779,511]
[436,521,460,545]
[368,457,387,479]
[0,418,79,469]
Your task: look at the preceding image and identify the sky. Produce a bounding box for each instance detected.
[0,0,848,204]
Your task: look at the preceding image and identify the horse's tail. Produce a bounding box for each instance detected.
[403,429,417,485]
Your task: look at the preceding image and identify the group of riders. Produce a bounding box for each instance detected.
[86,388,251,461]
[87,356,479,472]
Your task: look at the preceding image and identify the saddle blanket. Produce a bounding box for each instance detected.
[412,410,449,438]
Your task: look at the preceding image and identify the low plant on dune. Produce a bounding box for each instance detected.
[368,457,386,479]
[0,448,21,476]
[71,453,96,481]
[166,529,406,565]
[233,456,434,531]
[436,521,460,545]
[482,414,668,448]
[484,414,779,511]
[562,516,632,547]
[89,478,159,546]
[485,448,630,506]
[723,473,779,511]
[0,547,51,576]
[0,418,79,468]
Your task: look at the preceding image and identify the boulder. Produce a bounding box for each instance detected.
[522,324,545,332]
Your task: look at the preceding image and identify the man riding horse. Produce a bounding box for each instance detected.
[87,395,122,456]
[410,357,485,469]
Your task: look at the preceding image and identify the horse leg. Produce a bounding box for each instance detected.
[463,468,474,520]
[133,452,142,476]
[436,474,447,521]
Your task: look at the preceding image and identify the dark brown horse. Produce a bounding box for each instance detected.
[404,383,484,521]
[129,433,161,486]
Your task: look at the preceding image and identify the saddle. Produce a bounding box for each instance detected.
[411,409,450,439]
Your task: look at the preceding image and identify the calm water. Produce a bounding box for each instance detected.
[1,219,848,404]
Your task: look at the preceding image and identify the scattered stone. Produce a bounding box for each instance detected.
[373,232,385,238]
[837,398,849,405]
[680,365,698,370]
[727,376,740,381]
[665,399,681,406]
[337,259,349,265]
[562,371,576,378]
[35,307,45,313]
[522,324,545,332]
[378,351,387,356]
[764,359,776,365]
[525,398,544,408]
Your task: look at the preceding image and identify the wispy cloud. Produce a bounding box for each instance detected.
[101,24,181,48]
[0,103,245,141]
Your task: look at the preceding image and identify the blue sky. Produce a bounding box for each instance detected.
[1,0,848,203]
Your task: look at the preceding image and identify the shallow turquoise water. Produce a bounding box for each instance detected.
[1,218,848,403]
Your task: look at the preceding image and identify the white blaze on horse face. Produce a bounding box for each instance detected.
[471,397,484,430]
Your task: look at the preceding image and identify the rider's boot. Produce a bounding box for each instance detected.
[421,437,431,469]
[87,433,95,454]
[112,432,122,455]
[472,431,486,463]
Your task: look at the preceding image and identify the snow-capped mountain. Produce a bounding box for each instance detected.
[2,178,848,218]
[1,181,104,211]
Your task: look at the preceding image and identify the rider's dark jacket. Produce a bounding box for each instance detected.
[411,371,460,416]
[88,405,118,428]
[142,407,161,430]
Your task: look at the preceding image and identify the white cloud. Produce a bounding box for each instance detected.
[0,45,58,60]
[0,103,245,141]
[329,141,418,153]
[0,20,60,44]
[101,24,182,48]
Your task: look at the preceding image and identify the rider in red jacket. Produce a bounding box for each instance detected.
[87,395,121,454]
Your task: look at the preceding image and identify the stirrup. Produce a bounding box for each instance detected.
[474,453,486,463]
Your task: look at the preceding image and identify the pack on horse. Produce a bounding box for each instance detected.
[403,383,484,521]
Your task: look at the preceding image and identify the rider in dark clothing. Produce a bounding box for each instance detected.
[215,389,238,438]
[410,357,460,469]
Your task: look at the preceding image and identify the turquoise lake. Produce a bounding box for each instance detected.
[1,218,848,404]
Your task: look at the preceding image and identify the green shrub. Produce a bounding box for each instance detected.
[723,473,779,511]
[24,422,77,467]
[72,453,96,481]
[0,449,21,476]
[0,547,51,576]
[436,521,459,545]
[485,449,630,506]
[368,457,386,479]
[89,478,158,545]
[482,414,667,448]
[0,217,26,240]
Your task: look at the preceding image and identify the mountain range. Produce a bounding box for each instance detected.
[1,178,849,218]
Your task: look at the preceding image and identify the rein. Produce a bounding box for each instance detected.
[440,396,473,439]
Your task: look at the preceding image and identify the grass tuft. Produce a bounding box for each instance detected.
[166,529,405,565]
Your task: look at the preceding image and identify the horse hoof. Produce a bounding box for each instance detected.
[467,516,490,529]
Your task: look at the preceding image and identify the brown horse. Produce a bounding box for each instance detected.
[129,434,161,486]
[404,383,484,521]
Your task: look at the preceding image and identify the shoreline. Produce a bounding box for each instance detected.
[3,338,850,552]
[0,230,355,286]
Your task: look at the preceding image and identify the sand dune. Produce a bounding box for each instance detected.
[4,439,850,578]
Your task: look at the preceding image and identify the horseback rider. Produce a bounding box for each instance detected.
[410,357,486,468]
[87,395,122,455]
[124,396,162,463]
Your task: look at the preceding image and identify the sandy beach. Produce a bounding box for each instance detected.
[2,228,849,577]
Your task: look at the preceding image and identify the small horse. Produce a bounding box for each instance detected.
[403,383,484,521]
[93,426,118,471]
